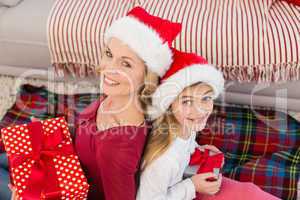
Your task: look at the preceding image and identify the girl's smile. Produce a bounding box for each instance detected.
[172,83,214,134]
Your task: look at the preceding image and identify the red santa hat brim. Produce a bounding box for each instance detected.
[149,64,225,119]
[104,16,173,77]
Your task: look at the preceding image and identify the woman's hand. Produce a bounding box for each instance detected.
[30,116,40,122]
[8,184,18,200]
[191,172,222,195]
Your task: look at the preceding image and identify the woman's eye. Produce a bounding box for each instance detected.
[182,100,193,106]
[122,61,131,68]
[105,50,112,58]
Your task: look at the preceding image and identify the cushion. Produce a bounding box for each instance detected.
[138,0,300,82]
[47,0,137,78]
[48,0,300,82]
[0,0,22,7]
[0,0,55,69]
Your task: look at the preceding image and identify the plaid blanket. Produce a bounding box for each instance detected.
[0,84,99,151]
[199,105,300,200]
[0,84,299,199]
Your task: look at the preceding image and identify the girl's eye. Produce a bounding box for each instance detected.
[182,100,193,106]
[202,96,213,102]
[122,61,132,68]
[105,50,112,58]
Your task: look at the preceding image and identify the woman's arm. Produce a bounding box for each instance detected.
[95,127,147,200]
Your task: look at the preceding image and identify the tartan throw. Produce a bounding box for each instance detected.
[0,84,299,199]
[198,105,300,200]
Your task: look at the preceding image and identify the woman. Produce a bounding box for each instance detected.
[74,7,181,200]
[137,49,280,200]
[9,6,181,200]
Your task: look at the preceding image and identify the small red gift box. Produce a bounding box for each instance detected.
[1,116,89,200]
[184,148,224,181]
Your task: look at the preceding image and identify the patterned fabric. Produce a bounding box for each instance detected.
[47,0,137,78]
[0,84,299,199]
[198,104,300,200]
[0,84,99,152]
[47,0,300,82]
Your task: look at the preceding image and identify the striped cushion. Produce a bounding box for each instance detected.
[139,0,300,82]
[47,0,136,78]
[48,0,300,82]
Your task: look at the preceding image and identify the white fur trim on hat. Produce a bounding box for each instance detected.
[104,16,173,77]
[149,64,225,119]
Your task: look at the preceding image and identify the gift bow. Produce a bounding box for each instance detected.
[10,120,74,200]
[189,148,224,174]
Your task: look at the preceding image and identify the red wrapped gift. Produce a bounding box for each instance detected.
[1,116,89,200]
[185,148,224,181]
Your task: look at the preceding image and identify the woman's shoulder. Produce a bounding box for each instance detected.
[76,96,104,121]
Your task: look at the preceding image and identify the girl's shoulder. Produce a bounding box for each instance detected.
[143,150,181,176]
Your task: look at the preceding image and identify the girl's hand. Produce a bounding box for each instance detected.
[8,184,18,200]
[199,145,221,155]
[191,172,222,195]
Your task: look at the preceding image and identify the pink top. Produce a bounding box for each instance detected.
[75,96,148,200]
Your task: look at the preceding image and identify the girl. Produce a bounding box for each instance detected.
[137,49,280,200]
[74,7,181,200]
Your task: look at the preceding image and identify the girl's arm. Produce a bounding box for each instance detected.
[137,156,196,200]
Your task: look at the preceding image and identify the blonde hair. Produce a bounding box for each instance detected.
[139,69,159,117]
[141,108,181,170]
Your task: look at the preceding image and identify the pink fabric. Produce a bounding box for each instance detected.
[197,177,280,200]
[74,96,148,200]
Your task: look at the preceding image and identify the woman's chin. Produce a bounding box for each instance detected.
[102,87,129,96]
[102,85,119,94]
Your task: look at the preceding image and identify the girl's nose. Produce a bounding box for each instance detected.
[195,105,211,113]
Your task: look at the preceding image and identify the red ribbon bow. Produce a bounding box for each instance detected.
[9,121,74,200]
[189,148,224,174]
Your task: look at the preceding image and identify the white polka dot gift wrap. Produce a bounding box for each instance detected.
[0,116,89,199]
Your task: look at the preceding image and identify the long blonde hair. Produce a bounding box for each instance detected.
[139,69,159,117]
[141,108,181,170]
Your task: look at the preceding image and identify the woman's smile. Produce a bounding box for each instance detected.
[103,75,120,86]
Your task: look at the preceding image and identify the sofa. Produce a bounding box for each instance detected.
[0,0,299,199]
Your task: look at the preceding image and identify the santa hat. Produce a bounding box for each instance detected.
[149,49,225,119]
[104,7,182,77]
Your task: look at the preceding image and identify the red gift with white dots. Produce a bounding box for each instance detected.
[1,116,89,200]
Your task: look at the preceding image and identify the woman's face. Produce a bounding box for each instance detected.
[96,37,146,96]
[171,83,214,132]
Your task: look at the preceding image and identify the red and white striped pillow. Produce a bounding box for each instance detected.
[139,0,300,82]
[47,0,137,78]
[48,0,300,82]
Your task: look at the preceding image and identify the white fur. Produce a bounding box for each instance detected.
[149,64,225,119]
[104,16,173,77]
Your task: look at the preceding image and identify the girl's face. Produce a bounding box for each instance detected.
[96,37,146,96]
[171,83,214,132]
